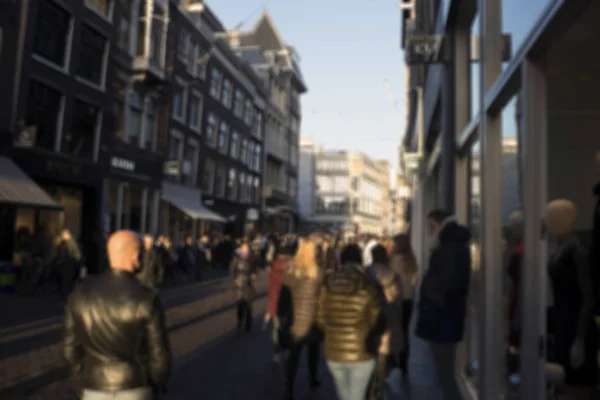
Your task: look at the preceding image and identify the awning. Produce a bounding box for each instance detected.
[162,191,225,223]
[0,157,62,210]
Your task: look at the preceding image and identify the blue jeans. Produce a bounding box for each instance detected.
[81,388,153,400]
[327,359,376,400]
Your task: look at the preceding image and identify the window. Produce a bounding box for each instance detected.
[227,168,237,201]
[217,121,229,154]
[126,90,143,144]
[205,113,218,147]
[188,92,203,132]
[118,16,129,51]
[253,177,260,204]
[209,68,222,98]
[65,99,99,158]
[239,172,246,203]
[168,132,183,161]
[243,100,253,125]
[240,138,248,164]
[182,140,199,186]
[194,44,207,78]
[177,30,190,62]
[34,0,71,67]
[202,158,215,194]
[246,174,253,204]
[221,79,232,108]
[246,141,254,168]
[214,164,226,198]
[233,89,243,118]
[229,131,240,159]
[77,25,106,85]
[84,0,111,18]
[186,39,196,75]
[24,80,63,151]
[172,79,187,122]
[142,98,156,150]
[253,112,263,139]
[253,145,262,172]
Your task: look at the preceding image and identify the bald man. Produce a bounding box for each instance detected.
[63,230,171,400]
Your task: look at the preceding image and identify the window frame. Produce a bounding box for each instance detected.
[202,157,215,195]
[229,131,240,159]
[217,121,229,154]
[183,138,200,187]
[188,89,204,133]
[204,112,218,148]
[214,163,227,198]
[32,0,74,74]
[125,88,143,145]
[209,67,222,99]
[221,79,232,108]
[75,23,109,91]
[24,78,66,153]
[227,167,238,201]
[171,76,188,123]
[141,95,158,151]
[233,89,243,118]
[67,97,102,160]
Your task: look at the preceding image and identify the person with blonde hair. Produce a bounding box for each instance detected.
[278,237,323,399]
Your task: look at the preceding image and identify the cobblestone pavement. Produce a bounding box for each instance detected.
[0,273,267,398]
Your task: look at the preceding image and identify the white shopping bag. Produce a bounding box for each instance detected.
[383,367,405,400]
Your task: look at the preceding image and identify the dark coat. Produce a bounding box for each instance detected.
[63,269,171,392]
[416,219,471,343]
[137,247,164,288]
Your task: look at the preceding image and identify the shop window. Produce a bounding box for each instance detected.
[172,77,187,122]
[214,163,226,198]
[65,99,99,159]
[182,140,199,187]
[77,24,107,86]
[233,89,243,118]
[217,121,229,154]
[142,98,156,150]
[208,67,222,99]
[227,168,237,201]
[229,131,240,159]
[221,79,232,108]
[202,158,215,194]
[253,112,263,139]
[188,91,203,132]
[24,80,63,151]
[240,138,248,164]
[239,172,246,203]
[33,0,72,68]
[204,112,218,148]
[126,89,143,144]
[243,99,253,125]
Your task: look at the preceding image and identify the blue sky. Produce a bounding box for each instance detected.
[208,0,555,166]
[208,0,406,167]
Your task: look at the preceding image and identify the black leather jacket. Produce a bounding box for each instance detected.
[63,269,171,392]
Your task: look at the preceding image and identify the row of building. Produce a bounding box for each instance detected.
[298,138,411,238]
[399,0,599,398]
[0,0,307,271]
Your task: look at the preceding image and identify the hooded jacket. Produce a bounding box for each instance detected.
[416,216,471,343]
[316,263,382,362]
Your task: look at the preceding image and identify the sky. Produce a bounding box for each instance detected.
[208,0,406,167]
[208,0,554,167]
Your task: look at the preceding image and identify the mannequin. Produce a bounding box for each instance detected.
[546,199,598,398]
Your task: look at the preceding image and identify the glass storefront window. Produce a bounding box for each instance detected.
[503,0,555,66]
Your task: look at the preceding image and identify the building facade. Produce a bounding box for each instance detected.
[400,0,600,398]
[221,10,308,233]
[298,137,317,220]
[311,150,391,237]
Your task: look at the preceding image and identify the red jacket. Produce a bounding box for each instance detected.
[268,256,288,316]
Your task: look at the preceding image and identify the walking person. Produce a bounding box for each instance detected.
[137,234,164,289]
[365,244,405,400]
[63,230,171,400]
[315,244,383,400]
[416,210,471,400]
[278,237,323,400]
[230,240,258,331]
[389,233,418,375]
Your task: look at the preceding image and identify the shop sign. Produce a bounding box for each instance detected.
[405,35,447,65]
[110,157,135,172]
[246,208,259,221]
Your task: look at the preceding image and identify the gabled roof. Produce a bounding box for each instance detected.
[251,9,287,50]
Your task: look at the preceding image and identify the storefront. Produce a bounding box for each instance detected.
[161,181,226,244]
[98,142,164,238]
[404,0,599,399]
[4,147,104,271]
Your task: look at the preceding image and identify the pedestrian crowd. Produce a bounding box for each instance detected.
[60,209,473,400]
